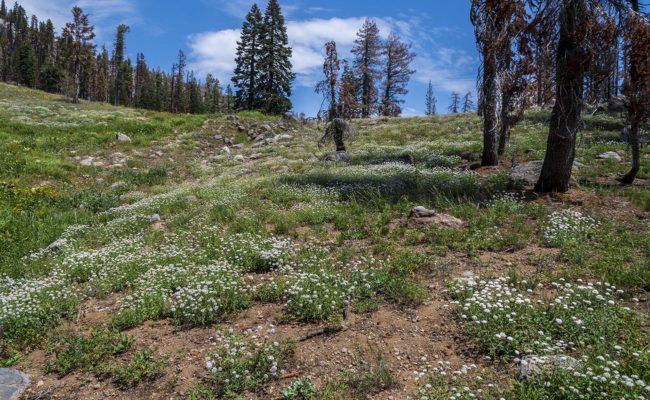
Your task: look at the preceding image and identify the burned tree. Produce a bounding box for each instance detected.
[315,41,340,121]
[620,0,650,185]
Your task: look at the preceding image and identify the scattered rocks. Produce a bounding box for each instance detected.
[115,133,131,143]
[407,206,466,229]
[596,151,623,162]
[0,369,30,400]
[518,355,582,380]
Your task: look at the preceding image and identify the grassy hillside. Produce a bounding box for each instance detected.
[0,82,648,399]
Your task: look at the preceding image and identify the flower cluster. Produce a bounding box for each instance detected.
[416,362,503,400]
[213,233,295,273]
[543,209,600,247]
[171,262,251,326]
[284,268,352,322]
[205,326,292,396]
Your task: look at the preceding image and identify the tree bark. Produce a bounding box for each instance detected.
[535,0,586,193]
[481,50,499,166]
[621,0,641,185]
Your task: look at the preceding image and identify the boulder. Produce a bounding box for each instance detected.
[260,124,273,133]
[408,206,466,229]
[116,133,131,143]
[232,144,244,149]
[221,146,231,154]
[0,368,30,400]
[249,153,263,160]
[510,160,580,186]
[518,355,582,380]
[233,155,245,162]
[147,214,162,223]
[326,151,350,162]
[596,151,622,162]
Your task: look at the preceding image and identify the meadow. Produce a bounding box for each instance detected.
[0,82,648,399]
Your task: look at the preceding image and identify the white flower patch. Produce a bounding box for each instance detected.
[214,233,295,273]
[543,209,600,247]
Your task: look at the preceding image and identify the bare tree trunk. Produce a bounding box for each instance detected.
[621,0,641,185]
[482,51,499,166]
[535,0,586,193]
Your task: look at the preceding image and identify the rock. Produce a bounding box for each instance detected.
[251,142,265,148]
[0,369,30,400]
[221,146,231,154]
[249,153,263,160]
[308,156,319,162]
[147,214,162,223]
[184,195,198,202]
[326,151,350,162]
[469,163,481,171]
[596,151,622,162]
[510,160,580,186]
[607,96,628,113]
[260,124,273,133]
[408,206,466,229]
[232,144,244,149]
[283,112,297,121]
[277,134,293,142]
[115,133,131,143]
[233,155,245,162]
[47,239,66,252]
[518,355,582,380]
[95,178,105,185]
[409,206,437,219]
[212,134,223,141]
[109,182,124,190]
[80,157,94,166]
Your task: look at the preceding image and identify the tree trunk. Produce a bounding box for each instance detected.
[621,0,641,185]
[481,50,499,166]
[535,0,586,193]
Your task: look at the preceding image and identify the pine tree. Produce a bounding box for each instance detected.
[351,18,382,118]
[224,84,234,113]
[339,59,360,119]
[232,4,264,111]
[112,24,129,105]
[448,92,460,113]
[380,32,416,117]
[134,52,148,107]
[171,49,186,113]
[462,92,475,113]
[187,72,204,114]
[258,0,294,114]
[16,40,35,86]
[425,80,436,116]
[61,6,95,103]
[315,41,340,120]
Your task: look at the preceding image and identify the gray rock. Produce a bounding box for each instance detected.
[212,134,223,141]
[510,160,580,186]
[233,155,245,162]
[518,355,582,380]
[80,157,94,166]
[260,124,273,133]
[0,369,30,400]
[221,146,231,154]
[408,207,466,229]
[326,151,350,162]
[184,195,198,202]
[249,153,263,160]
[116,133,132,143]
[277,134,293,142]
[147,214,162,223]
[409,206,437,219]
[96,178,105,185]
[596,151,622,162]
[232,144,244,149]
[110,182,124,190]
[47,239,66,252]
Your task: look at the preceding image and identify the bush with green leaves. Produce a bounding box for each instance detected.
[205,327,293,397]
[110,349,167,389]
[281,379,318,400]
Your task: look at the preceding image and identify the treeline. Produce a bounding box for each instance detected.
[0,1,236,113]
[315,19,416,120]
[470,0,649,188]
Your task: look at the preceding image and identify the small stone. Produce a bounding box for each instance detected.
[232,144,244,149]
[277,134,293,141]
[596,151,622,162]
[234,155,245,162]
[47,239,66,252]
[409,206,436,219]
[80,157,94,166]
[115,133,131,143]
[260,124,273,133]
[249,153,263,160]
[221,146,231,154]
[148,214,162,223]
[184,195,198,202]
[96,178,105,185]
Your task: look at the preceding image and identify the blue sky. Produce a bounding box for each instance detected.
[19,0,478,116]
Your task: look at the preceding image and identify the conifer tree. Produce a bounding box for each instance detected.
[171,49,186,113]
[448,92,460,113]
[224,84,234,113]
[232,4,263,111]
[462,92,475,113]
[61,6,95,103]
[187,72,204,114]
[112,24,129,105]
[351,18,382,118]
[380,32,416,117]
[315,41,340,120]
[16,40,35,86]
[425,80,436,116]
[258,0,294,114]
[339,59,360,119]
